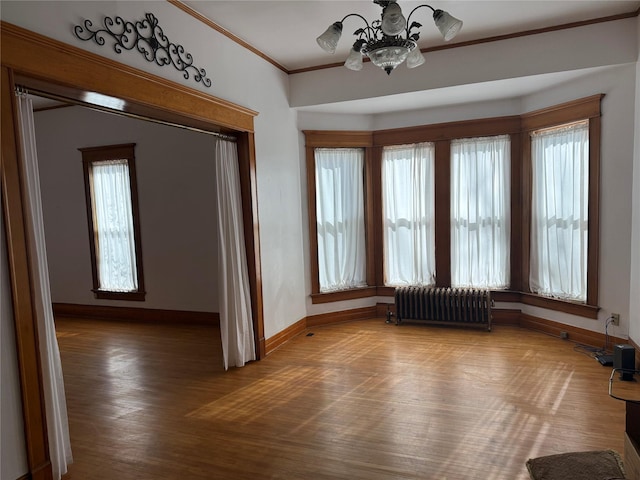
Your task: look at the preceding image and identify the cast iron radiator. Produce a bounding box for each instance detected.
[393,286,492,331]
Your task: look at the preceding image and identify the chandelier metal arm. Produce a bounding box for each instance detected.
[339,13,376,42]
[405,4,436,38]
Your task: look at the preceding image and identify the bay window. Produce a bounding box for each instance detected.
[304,94,601,316]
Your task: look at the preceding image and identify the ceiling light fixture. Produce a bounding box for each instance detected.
[317,0,462,75]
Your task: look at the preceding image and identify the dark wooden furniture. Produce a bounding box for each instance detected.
[626,401,640,480]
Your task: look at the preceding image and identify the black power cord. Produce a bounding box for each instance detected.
[572,315,614,360]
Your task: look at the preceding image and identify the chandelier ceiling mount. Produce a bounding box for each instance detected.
[316,0,463,75]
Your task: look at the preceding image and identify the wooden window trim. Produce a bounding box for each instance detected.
[304,131,374,301]
[80,143,146,301]
[521,293,599,319]
[521,94,603,307]
[373,116,522,146]
[306,144,321,296]
[363,146,376,288]
[305,95,603,317]
[371,146,384,287]
[509,133,523,292]
[434,140,451,287]
[311,287,378,304]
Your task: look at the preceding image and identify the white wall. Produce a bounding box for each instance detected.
[371,98,523,131]
[1,211,29,479]
[629,13,640,347]
[34,106,219,312]
[1,1,308,337]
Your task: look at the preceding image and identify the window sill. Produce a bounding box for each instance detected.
[520,292,599,319]
[93,290,146,301]
[311,286,377,304]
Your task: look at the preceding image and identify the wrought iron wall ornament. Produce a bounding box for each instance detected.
[73,13,212,88]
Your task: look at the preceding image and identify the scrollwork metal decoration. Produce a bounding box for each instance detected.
[73,13,212,87]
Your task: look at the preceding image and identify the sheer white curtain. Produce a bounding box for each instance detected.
[451,135,510,288]
[314,148,366,292]
[91,160,138,292]
[530,121,589,301]
[215,138,255,369]
[16,92,72,479]
[382,142,435,286]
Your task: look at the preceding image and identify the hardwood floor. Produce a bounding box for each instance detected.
[56,317,627,480]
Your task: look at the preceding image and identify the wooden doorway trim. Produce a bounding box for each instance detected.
[1,22,266,479]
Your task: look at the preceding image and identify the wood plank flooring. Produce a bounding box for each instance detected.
[56,317,627,480]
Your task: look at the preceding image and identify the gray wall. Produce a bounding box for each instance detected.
[35,106,220,313]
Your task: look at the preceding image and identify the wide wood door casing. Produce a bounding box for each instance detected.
[1,21,266,480]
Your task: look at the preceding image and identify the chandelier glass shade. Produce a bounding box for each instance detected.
[316,0,462,75]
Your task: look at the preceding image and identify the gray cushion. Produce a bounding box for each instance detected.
[526,450,626,480]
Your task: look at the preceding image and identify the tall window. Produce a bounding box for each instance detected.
[81,144,145,300]
[530,121,589,302]
[314,148,367,292]
[382,142,435,286]
[451,135,510,288]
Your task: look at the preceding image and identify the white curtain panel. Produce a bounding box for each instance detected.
[91,160,138,292]
[530,121,589,301]
[451,135,511,288]
[314,148,367,292]
[16,92,72,479]
[382,142,435,286]
[215,139,255,369]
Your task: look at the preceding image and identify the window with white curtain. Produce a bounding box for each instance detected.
[530,121,589,302]
[81,144,145,300]
[382,142,435,286]
[314,148,367,292]
[451,135,511,288]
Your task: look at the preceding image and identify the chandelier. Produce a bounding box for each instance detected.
[316,0,462,75]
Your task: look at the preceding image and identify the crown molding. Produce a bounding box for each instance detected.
[167,0,288,74]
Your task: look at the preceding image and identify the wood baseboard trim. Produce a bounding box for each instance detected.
[31,460,52,480]
[59,301,631,360]
[53,303,220,325]
[492,309,521,325]
[375,301,628,351]
[376,302,394,318]
[264,306,379,356]
[264,318,307,355]
[520,313,627,349]
[306,306,377,328]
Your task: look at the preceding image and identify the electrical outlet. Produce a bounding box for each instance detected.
[611,313,620,326]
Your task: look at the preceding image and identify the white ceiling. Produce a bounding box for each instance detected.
[179,1,640,114]
[32,1,640,115]
[182,1,640,72]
